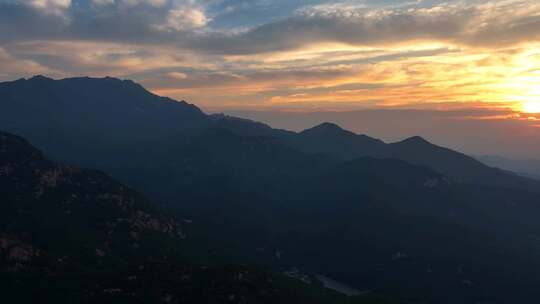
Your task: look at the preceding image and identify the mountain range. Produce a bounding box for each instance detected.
[0,131,393,304]
[2,76,540,303]
[1,76,536,192]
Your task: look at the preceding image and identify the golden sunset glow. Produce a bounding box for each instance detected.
[0,0,540,160]
[523,100,540,113]
[2,0,540,115]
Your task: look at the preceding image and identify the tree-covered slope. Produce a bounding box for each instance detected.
[0,131,394,304]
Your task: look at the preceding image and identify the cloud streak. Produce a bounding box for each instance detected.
[3,0,540,51]
[1,0,540,113]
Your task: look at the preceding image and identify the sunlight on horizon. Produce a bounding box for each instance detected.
[522,100,540,113]
[3,0,540,115]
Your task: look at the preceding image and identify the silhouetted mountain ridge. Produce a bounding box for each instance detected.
[2,75,537,193]
[301,122,350,135]
[4,76,540,303]
[292,123,387,159]
[397,135,430,145]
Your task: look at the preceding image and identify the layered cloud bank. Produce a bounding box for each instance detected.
[1,0,540,115]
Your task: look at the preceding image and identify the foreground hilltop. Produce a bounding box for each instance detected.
[0,131,392,304]
[0,131,184,265]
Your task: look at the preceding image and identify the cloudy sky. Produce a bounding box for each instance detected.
[2,0,540,152]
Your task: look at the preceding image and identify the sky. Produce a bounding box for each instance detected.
[1,0,540,156]
[226,108,540,159]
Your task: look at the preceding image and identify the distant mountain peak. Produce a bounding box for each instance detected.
[28,75,53,82]
[314,122,344,130]
[399,136,431,145]
[301,122,353,136]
